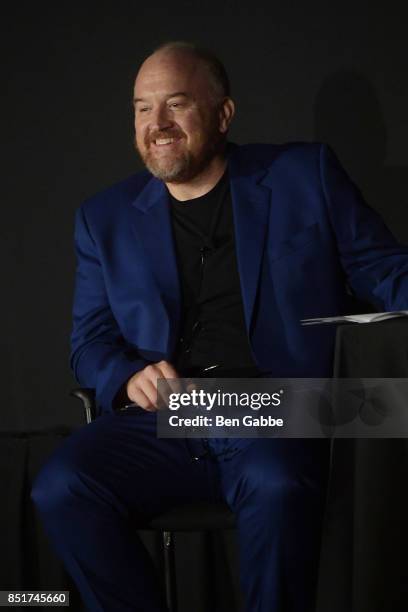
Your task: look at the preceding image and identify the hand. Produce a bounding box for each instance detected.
[126,360,181,412]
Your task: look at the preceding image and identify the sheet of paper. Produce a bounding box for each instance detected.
[301,311,408,325]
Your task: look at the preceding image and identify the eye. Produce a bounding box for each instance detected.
[169,102,183,109]
[139,107,150,113]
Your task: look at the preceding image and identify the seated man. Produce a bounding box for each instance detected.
[31,41,408,612]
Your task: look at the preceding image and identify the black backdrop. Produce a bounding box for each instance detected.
[2,2,408,430]
[2,2,408,610]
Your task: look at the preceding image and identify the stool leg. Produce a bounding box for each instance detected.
[163,530,177,612]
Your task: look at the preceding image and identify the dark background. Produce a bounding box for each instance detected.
[2,1,408,431]
[1,3,408,610]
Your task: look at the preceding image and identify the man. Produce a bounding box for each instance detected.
[31,41,408,612]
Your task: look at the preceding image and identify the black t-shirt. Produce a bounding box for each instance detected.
[168,169,259,374]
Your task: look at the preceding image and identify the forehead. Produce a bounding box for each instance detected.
[134,51,209,98]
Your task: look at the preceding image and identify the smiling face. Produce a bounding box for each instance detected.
[133,49,233,183]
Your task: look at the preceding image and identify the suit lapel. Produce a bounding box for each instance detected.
[228,148,272,334]
[130,177,181,354]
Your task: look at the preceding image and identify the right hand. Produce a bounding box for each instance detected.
[126,360,180,412]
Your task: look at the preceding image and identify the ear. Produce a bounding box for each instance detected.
[218,98,235,134]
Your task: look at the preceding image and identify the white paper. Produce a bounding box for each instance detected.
[301,310,408,325]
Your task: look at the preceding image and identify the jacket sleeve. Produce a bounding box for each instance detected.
[319,143,408,310]
[70,205,149,415]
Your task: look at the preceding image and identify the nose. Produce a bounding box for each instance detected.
[150,104,174,131]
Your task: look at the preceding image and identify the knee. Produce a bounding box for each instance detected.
[241,465,324,509]
[30,456,78,514]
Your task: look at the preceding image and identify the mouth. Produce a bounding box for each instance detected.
[150,136,183,149]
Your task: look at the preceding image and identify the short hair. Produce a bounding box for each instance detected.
[151,40,231,102]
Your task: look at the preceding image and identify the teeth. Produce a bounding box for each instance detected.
[155,138,174,145]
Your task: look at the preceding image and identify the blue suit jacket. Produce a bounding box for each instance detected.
[70,142,408,414]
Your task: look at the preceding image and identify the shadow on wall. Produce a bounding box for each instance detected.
[314,69,408,245]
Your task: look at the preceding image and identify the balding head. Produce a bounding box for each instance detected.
[135,43,230,109]
[147,42,230,103]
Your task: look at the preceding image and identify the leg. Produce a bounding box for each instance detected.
[218,438,331,612]
[30,408,220,612]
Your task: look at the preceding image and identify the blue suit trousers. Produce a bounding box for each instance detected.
[31,408,330,612]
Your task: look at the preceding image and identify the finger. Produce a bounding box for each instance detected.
[186,378,198,394]
[143,362,176,408]
[137,365,161,407]
[129,384,157,412]
[158,360,179,378]
[140,377,160,409]
[157,361,182,396]
[154,373,174,410]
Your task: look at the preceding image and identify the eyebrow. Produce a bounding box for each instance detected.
[133,92,190,105]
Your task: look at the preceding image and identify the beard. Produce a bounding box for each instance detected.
[134,117,224,183]
[141,145,192,182]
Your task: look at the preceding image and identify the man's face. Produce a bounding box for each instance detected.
[133,51,227,183]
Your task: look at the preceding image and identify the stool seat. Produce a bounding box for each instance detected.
[146,501,235,532]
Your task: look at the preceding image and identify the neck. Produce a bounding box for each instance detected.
[165,153,227,201]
